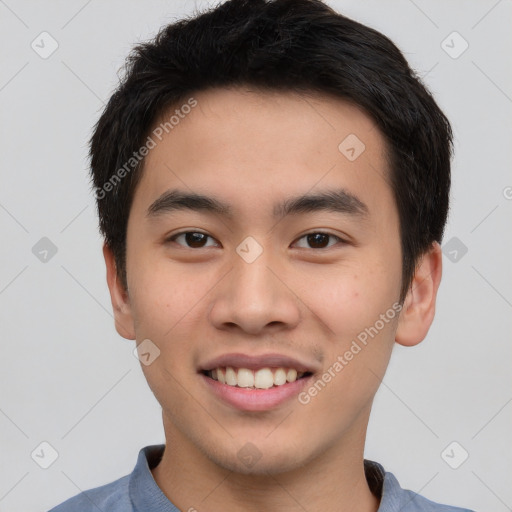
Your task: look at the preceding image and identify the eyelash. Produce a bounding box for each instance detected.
[165,230,347,250]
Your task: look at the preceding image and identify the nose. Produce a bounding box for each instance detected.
[208,243,301,336]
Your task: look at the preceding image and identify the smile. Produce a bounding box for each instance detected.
[203,366,312,389]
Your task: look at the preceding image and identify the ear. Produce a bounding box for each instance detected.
[103,242,136,340]
[395,241,443,347]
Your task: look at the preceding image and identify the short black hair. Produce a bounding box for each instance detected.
[89,0,453,304]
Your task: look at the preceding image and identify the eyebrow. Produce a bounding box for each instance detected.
[146,188,369,221]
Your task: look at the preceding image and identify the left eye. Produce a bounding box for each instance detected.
[167,231,343,250]
[293,232,343,249]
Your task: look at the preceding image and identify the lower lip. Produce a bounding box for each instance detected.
[199,373,313,412]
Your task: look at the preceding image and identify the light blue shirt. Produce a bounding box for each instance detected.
[48,444,476,511]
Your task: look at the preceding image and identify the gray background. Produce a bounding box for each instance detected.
[1,1,511,511]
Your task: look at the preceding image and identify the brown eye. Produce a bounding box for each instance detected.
[293,232,344,249]
[307,233,330,249]
[167,231,218,249]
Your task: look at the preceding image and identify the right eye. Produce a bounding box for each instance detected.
[165,231,220,249]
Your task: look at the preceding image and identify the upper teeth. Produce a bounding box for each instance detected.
[209,367,306,389]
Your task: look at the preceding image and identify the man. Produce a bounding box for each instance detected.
[49,0,475,510]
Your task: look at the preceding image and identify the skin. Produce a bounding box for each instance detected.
[104,87,442,512]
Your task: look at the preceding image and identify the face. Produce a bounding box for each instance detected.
[111,87,408,475]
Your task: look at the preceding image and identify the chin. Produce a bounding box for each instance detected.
[207,442,311,476]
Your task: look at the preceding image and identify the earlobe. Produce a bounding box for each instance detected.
[103,243,136,340]
[395,242,443,347]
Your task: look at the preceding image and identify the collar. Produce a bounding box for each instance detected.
[129,444,409,511]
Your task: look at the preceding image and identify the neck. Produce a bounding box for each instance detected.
[151,410,380,512]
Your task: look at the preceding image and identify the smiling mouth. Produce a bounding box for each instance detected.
[201,367,313,390]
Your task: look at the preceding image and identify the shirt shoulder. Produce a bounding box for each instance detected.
[398,487,476,512]
[47,474,132,512]
[47,444,171,512]
[364,459,476,512]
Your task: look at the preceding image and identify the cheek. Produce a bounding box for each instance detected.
[127,253,205,336]
[129,262,205,400]
[297,261,399,342]
[301,264,400,407]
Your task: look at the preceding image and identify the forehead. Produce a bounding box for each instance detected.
[131,87,395,227]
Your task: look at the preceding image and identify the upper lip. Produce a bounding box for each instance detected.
[199,352,319,373]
